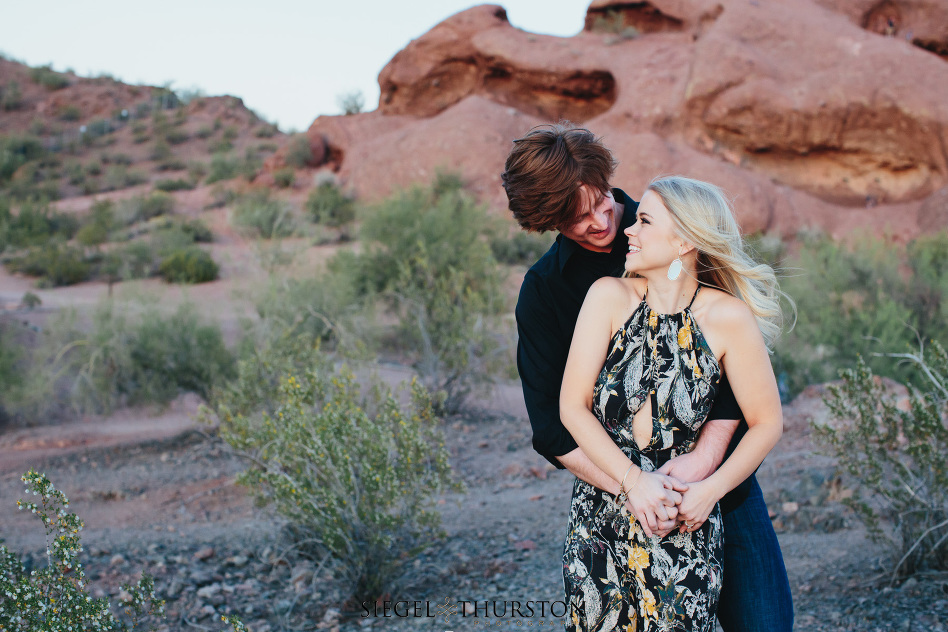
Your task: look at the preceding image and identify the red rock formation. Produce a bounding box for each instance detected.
[378,5,617,121]
[813,0,948,58]
[288,0,948,240]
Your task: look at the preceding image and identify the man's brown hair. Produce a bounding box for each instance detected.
[501,123,617,233]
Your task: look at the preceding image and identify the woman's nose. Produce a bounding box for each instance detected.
[625,224,636,237]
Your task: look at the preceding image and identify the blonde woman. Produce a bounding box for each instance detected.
[559,176,785,631]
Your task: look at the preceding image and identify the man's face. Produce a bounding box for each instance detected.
[558,184,619,253]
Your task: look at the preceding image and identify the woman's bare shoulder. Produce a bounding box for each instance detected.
[585,277,644,323]
[698,287,756,329]
[588,276,643,301]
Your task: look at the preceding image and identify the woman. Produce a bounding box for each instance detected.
[559,176,785,631]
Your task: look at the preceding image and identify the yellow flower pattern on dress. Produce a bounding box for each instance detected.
[677,316,693,350]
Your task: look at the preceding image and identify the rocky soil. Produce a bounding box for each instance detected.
[2,383,947,632]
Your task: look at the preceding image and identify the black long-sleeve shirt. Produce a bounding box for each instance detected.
[515,188,751,510]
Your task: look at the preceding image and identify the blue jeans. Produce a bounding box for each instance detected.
[718,475,793,632]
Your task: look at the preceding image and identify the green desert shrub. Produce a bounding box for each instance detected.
[0,323,23,422]
[84,118,113,139]
[1,81,23,111]
[272,167,295,188]
[305,181,355,228]
[75,199,116,246]
[205,153,240,183]
[337,90,364,116]
[113,240,157,280]
[103,165,147,191]
[58,105,81,122]
[29,64,70,90]
[352,174,507,411]
[149,138,172,161]
[774,232,948,399]
[254,123,278,138]
[816,341,948,578]
[213,338,458,601]
[0,199,78,252]
[0,134,46,184]
[187,160,208,181]
[164,127,189,145]
[251,272,365,347]
[231,191,295,238]
[157,156,187,171]
[490,230,552,265]
[114,190,175,225]
[284,135,313,169]
[0,469,167,631]
[158,246,218,284]
[30,299,234,413]
[6,243,90,287]
[153,177,194,192]
[178,218,213,242]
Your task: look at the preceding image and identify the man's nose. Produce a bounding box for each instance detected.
[591,208,609,230]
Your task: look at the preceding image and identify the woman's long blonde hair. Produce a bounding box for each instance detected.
[644,175,790,349]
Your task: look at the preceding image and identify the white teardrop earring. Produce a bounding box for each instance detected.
[667,251,683,281]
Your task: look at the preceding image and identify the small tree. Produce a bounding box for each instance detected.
[305,181,355,229]
[336,90,364,115]
[817,341,948,579]
[213,339,459,602]
[355,174,508,412]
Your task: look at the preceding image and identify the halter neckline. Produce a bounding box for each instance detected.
[642,283,702,316]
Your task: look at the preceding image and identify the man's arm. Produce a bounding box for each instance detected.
[658,418,739,483]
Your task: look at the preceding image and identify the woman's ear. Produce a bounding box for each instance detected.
[677,242,697,257]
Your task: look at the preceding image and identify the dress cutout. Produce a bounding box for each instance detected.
[563,285,725,632]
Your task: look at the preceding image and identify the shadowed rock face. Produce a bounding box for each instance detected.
[378,6,617,121]
[814,0,948,59]
[287,0,948,240]
[585,1,687,33]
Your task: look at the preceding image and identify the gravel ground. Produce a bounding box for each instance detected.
[2,387,947,632]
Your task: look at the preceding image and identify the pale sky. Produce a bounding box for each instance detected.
[0,1,591,132]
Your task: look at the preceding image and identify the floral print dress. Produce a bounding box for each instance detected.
[563,286,724,632]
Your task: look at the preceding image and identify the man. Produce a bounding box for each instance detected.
[502,123,793,631]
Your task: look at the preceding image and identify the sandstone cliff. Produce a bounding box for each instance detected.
[281,0,948,239]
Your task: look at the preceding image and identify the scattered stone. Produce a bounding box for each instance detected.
[502,464,523,476]
[781,501,800,514]
[197,583,222,599]
[225,554,249,568]
[189,569,215,586]
[117,588,133,602]
[109,554,125,566]
[291,563,314,592]
[194,546,215,561]
[166,579,185,599]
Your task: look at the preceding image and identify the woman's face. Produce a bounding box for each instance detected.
[624,190,682,275]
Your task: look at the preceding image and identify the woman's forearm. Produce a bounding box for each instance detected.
[561,405,636,488]
[703,418,782,499]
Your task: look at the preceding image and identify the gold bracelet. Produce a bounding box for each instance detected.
[627,468,642,492]
[619,464,636,496]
